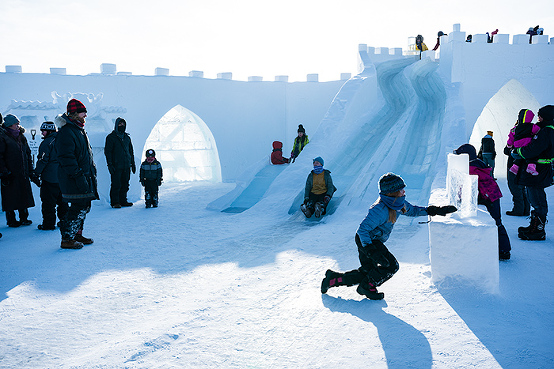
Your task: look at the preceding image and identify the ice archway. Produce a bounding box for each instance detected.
[143,105,222,183]
[469,79,541,178]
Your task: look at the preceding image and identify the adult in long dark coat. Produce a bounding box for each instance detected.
[0,114,35,227]
[513,105,554,240]
[104,117,135,208]
[55,99,99,249]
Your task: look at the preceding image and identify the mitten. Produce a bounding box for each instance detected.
[427,205,457,216]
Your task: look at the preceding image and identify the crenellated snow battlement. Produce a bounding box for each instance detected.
[3,63,352,83]
[357,23,553,70]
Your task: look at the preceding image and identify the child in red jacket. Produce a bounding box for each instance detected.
[270,141,289,165]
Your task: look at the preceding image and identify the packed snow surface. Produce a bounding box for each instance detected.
[0,181,553,368]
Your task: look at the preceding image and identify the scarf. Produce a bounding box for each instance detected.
[313,165,324,174]
[146,157,156,163]
[379,194,406,210]
[7,128,20,138]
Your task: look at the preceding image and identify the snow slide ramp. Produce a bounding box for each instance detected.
[289,57,425,214]
[350,58,447,207]
[207,159,288,213]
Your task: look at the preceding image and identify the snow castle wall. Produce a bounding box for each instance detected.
[436,24,554,141]
[0,72,344,183]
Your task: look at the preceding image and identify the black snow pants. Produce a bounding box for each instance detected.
[339,234,400,288]
[144,180,159,206]
[59,199,91,240]
[109,168,131,206]
[40,180,68,228]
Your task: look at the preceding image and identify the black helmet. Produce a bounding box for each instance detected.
[146,149,156,157]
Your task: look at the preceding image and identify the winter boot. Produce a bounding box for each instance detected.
[301,203,313,218]
[314,202,324,218]
[38,224,56,230]
[321,269,349,294]
[499,251,511,260]
[6,211,20,227]
[74,233,94,245]
[519,214,546,240]
[111,204,122,208]
[356,281,385,300]
[518,212,537,235]
[19,209,32,226]
[61,239,84,249]
[121,201,133,207]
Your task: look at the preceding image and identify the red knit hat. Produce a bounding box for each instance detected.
[67,98,87,114]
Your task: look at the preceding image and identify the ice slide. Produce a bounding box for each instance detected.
[344,58,447,207]
[210,57,446,215]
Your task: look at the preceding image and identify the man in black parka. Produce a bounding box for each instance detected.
[55,99,99,249]
[104,117,135,208]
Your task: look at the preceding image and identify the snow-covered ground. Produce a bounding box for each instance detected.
[0,179,553,368]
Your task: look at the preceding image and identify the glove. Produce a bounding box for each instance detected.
[30,172,41,187]
[75,175,89,193]
[427,205,457,216]
[131,164,136,174]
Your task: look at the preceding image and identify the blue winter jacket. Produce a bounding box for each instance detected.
[356,199,428,245]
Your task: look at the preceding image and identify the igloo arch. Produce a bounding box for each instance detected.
[143,105,222,183]
[468,79,541,178]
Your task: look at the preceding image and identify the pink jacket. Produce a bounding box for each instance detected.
[469,166,502,203]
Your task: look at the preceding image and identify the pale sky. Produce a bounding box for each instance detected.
[1,0,552,81]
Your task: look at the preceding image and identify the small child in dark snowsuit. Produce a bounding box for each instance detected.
[507,109,539,176]
[140,149,163,208]
[320,173,456,300]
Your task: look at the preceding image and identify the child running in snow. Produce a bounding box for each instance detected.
[506,109,539,176]
[320,173,456,300]
[301,156,336,218]
[140,149,163,208]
